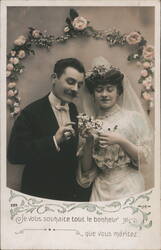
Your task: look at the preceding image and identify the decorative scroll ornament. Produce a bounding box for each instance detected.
[9,189,152,231]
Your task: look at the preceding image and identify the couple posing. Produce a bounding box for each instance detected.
[8,57,152,202]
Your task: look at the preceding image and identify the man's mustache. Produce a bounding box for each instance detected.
[64,89,78,97]
[100,98,110,101]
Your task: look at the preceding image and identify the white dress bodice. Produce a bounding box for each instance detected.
[77,105,151,201]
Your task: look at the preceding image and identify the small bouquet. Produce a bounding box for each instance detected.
[77,113,103,138]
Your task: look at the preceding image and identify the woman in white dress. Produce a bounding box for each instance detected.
[77,57,153,201]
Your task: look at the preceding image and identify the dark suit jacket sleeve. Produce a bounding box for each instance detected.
[7,110,59,165]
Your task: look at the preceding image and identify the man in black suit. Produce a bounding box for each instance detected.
[8,58,91,201]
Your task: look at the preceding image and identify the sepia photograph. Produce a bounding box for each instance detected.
[7,5,155,201]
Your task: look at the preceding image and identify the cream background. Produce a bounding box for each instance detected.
[7,6,154,191]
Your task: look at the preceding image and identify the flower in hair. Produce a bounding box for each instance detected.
[85,64,120,81]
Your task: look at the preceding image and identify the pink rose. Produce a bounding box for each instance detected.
[141,69,148,77]
[143,61,151,69]
[10,50,16,56]
[64,26,70,33]
[126,32,142,45]
[143,45,154,61]
[18,50,26,59]
[6,71,11,77]
[8,82,16,88]
[14,35,26,46]
[142,92,153,101]
[8,90,15,97]
[32,29,41,38]
[8,89,18,97]
[7,63,14,71]
[142,80,152,90]
[72,16,88,30]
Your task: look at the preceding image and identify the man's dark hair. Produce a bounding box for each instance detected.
[54,58,85,78]
[85,68,124,96]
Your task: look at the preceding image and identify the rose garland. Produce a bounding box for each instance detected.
[6,8,154,117]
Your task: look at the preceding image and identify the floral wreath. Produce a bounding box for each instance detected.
[6,8,154,117]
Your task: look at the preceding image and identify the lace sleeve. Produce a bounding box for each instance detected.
[131,111,153,169]
[76,161,98,188]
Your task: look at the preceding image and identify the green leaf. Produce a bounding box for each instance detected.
[70,8,79,21]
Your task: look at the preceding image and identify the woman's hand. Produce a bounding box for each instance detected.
[97,131,139,162]
[98,131,124,148]
[81,127,94,140]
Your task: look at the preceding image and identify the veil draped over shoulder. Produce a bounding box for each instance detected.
[78,56,154,188]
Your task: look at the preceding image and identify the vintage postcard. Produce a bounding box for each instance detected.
[0,0,160,249]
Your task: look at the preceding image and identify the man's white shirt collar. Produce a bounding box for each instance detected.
[48,91,69,111]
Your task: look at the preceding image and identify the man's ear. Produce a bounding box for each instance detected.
[51,72,57,80]
[51,72,58,86]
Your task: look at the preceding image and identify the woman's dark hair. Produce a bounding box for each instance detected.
[85,68,124,95]
[53,58,85,78]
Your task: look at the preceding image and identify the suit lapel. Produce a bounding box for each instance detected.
[42,95,59,133]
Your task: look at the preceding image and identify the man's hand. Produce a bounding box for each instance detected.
[54,122,76,145]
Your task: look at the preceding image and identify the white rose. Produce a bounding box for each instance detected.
[14,102,20,107]
[142,80,152,90]
[7,63,14,71]
[13,57,19,64]
[146,76,152,82]
[14,106,21,114]
[126,32,142,45]
[143,45,154,61]
[72,16,88,31]
[133,54,139,59]
[7,99,13,105]
[32,29,41,38]
[18,50,26,59]
[8,82,16,88]
[9,57,14,64]
[10,50,16,56]
[14,35,26,46]
[6,71,11,77]
[141,69,148,77]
